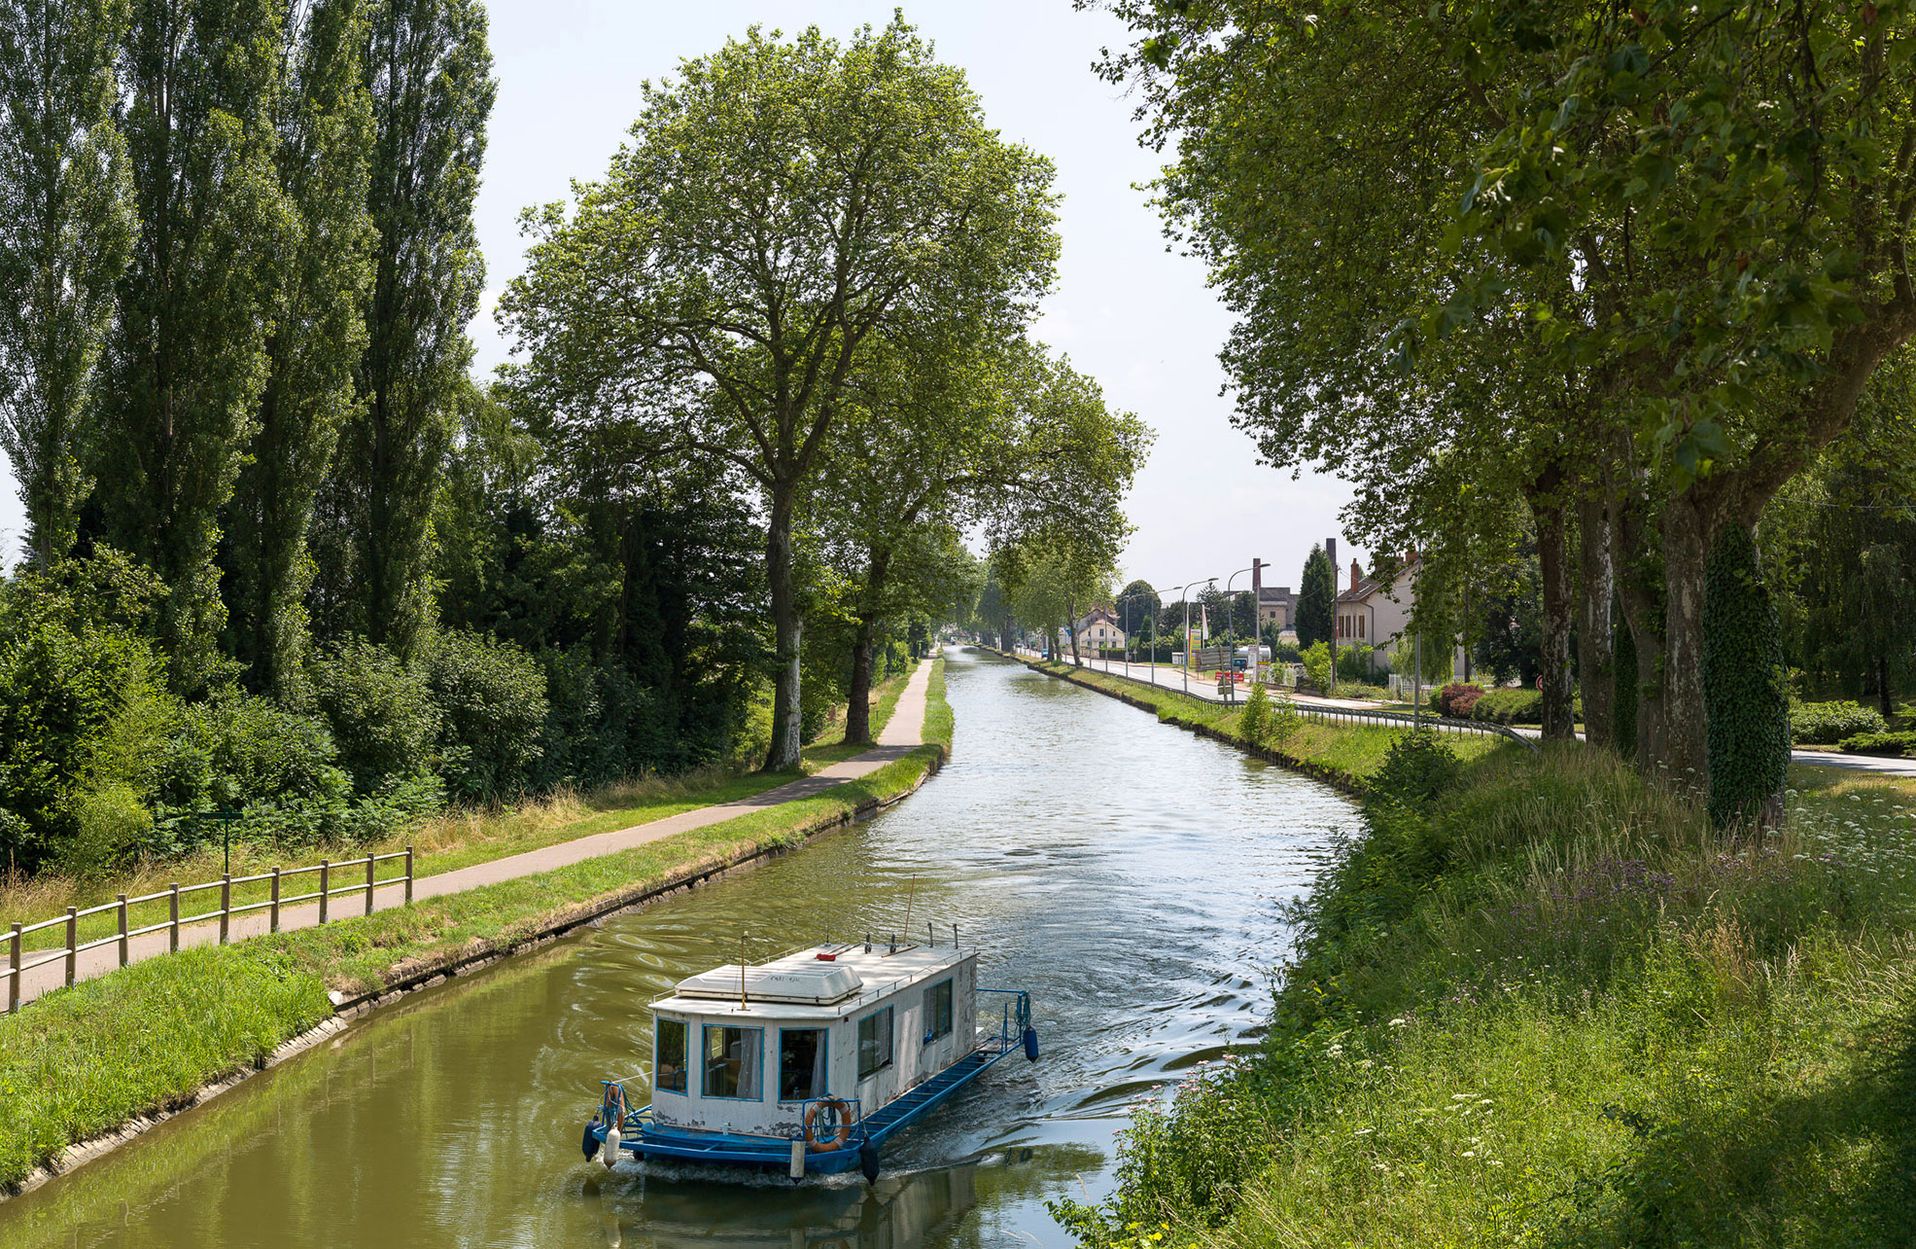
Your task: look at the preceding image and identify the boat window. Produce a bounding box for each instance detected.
[779,1029,828,1101]
[927,979,953,1041]
[857,1007,893,1080]
[655,1018,689,1094]
[703,1024,763,1099]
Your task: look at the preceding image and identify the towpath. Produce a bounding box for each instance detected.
[6,655,939,1009]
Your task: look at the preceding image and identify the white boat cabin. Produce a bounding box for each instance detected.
[648,943,979,1137]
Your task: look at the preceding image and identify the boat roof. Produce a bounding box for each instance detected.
[655,943,970,1021]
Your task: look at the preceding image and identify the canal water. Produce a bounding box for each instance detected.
[2,649,1356,1249]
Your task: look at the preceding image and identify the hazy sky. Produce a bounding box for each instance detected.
[0,0,1359,596]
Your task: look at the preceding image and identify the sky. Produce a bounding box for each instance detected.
[0,0,1358,597]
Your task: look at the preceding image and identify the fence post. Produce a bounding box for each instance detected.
[364,855,375,916]
[169,884,180,952]
[270,868,282,933]
[8,922,21,1013]
[219,875,231,945]
[319,860,330,925]
[117,894,129,967]
[404,846,414,906]
[64,907,76,986]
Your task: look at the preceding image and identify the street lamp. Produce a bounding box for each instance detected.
[1113,585,1159,683]
[1169,576,1217,697]
[1222,565,1255,704]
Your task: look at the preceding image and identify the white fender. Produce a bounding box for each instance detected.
[602,1124,622,1169]
[789,1136,805,1179]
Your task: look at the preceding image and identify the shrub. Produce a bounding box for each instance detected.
[1240,683,1299,747]
[1788,699,1888,744]
[310,637,439,792]
[1369,728,1460,808]
[1470,688,1543,724]
[1334,642,1376,682]
[1833,729,1916,757]
[155,691,356,854]
[1299,641,1335,692]
[422,629,549,802]
[1434,682,1485,718]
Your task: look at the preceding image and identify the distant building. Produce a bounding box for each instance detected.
[1335,554,1418,668]
[1060,606,1126,653]
[1250,557,1295,631]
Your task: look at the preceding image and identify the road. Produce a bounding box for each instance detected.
[1019,648,1916,778]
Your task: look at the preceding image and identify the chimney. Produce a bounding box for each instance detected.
[1350,560,1362,593]
[1325,537,1337,577]
[1252,557,1263,598]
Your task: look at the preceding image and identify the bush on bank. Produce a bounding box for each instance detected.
[1059,737,1916,1247]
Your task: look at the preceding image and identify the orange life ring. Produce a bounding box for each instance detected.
[803,1098,853,1151]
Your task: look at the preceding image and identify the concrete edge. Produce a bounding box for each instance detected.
[1015,657,1369,799]
[1,744,949,1203]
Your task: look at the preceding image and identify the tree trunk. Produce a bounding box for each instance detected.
[1535,493,1577,741]
[1576,495,1617,748]
[763,485,804,771]
[1660,493,1713,793]
[844,548,891,746]
[1066,595,1081,666]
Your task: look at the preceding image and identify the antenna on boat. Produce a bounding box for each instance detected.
[952,923,959,949]
[902,875,917,945]
[928,921,934,948]
[739,931,748,1008]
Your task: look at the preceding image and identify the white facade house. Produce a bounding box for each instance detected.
[1335,557,1417,669]
[1060,607,1126,653]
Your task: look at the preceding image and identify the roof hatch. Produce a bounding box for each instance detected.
[674,960,865,1005]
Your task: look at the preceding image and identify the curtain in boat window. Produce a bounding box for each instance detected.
[655,1018,689,1093]
[703,1025,763,1098]
[927,979,954,1040]
[857,1007,894,1079]
[779,1029,828,1101]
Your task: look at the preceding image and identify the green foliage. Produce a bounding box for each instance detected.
[1368,728,1459,809]
[1298,640,1335,693]
[309,636,439,793]
[1790,700,1889,746]
[1334,641,1375,682]
[420,628,548,802]
[1296,544,1334,647]
[1704,525,1792,830]
[1835,730,1916,758]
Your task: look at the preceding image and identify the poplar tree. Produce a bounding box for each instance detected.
[223,0,374,696]
[97,0,292,692]
[311,0,493,657]
[0,0,134,567]
[1295,545,1334,649]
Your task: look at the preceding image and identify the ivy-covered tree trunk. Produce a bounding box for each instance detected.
[1612,597,1638,760]
[844,546,891,746]
[1533,491,1576,741]
[1702,522,1790,831]
[1661,496,1713,793]
[1576,495,1616,748]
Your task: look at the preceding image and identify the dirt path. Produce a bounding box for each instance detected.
[7,656,939,1009]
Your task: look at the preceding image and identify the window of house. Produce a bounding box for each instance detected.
[1359,615,1366,639]
[926,979,954,1041]
[779,1029,827,1101]
[703,1024,763,1099]
[655,1018,688,1094]
[857,1008,894,1080]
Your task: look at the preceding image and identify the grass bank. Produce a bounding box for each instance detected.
[1023,659,1515,789]
[1061,732,1916,1247]
[1,660,924,954]
[0,658,948,1192]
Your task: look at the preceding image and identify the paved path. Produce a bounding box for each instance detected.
[7,655,939,1009]
[1025,649,1916,778]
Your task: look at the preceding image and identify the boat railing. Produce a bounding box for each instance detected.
[978,988,1031,1054]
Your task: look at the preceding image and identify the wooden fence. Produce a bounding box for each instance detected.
[3,848,414,1014]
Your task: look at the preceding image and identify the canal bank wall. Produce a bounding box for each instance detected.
[2,667,954,1201]
[1014,656,1372,796]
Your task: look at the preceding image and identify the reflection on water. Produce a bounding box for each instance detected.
[0,650,1355,1249]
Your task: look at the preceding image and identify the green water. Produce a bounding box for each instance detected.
[2,649,1356,1248]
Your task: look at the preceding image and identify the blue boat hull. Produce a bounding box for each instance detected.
[586,1041,1016,1175]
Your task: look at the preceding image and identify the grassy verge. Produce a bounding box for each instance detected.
[0,658,947,1190]
[1027,660,1513,786]
[1,660,924,954]
[1062,737,1916,1247]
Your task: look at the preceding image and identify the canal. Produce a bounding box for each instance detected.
[2,649,1357,1249]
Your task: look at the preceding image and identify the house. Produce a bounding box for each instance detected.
[1059,606,1126,654]
[1250,557,1295,631]
[1335,555,1418,669]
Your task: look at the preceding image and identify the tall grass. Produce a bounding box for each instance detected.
[1064,743,1916,1248]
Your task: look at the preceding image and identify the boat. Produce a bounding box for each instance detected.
[580,936,1037,1180]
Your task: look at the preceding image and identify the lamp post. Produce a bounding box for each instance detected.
[1170,577,1216,698]
[1113,585,1158,683]
[1221,565,1254,704]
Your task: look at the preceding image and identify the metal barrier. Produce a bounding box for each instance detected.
[4,847,415,1014]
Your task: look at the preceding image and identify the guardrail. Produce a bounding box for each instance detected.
[1283,700,1540,753]
[3,847,415,1014]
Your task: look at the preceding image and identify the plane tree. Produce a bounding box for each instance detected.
[502,17,1058,769]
